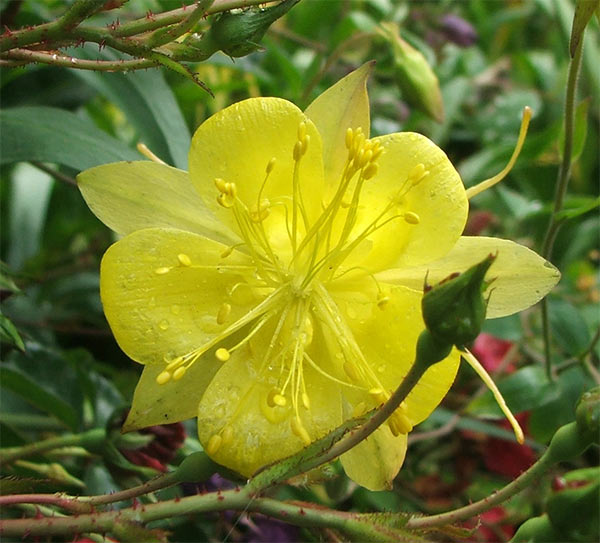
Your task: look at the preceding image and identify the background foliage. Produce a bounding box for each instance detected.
[1,1,598,542]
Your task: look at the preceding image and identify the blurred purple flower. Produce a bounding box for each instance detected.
[441,14,478,47]
[247,514,300,543]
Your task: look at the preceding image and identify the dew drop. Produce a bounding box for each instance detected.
[159,320,169,330]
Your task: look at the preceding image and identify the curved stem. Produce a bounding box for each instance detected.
[540,30,585,379]
[406,444,557,530]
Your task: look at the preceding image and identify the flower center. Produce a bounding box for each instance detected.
[155,122,430,452]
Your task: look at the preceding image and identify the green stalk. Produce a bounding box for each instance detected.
[0,428,105,463]
[540,29,585,379]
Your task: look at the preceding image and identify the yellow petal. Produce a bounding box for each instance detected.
[100,228,257,365]
[197,334,343,477]
[340,426,407,491]
[77,161,237,245]
[342,132,468,272]
[123,358,220,431]
[376,236,561,318]
[189,97,325,253]
[304,61,373,183]
[332,282,460,425]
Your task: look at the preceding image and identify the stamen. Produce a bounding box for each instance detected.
[290,416,311,445]
[272,393,287,407]
[301,392,310,409]
[215,347,230,362]
[266,157,276,174]
[177,253,192,267]
[407,163,428,186]
[216,303,232,325]
[343,361,360,382]
[207,434,222,455]
[404,212,420,225]
[137,142,167,165]
[377,294,390,310]
[154,267,171,275]
[221,426,233,445]
[156,370,172,385]
[363,162,378,180]
[466,106,532,199]
[463,348,525,444]
[172,366,186,380]
[345,127,354,149]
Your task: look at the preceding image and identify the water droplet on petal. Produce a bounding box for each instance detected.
[159,320,169,330]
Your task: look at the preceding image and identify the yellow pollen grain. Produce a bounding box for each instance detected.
[404,212,420,225]
[363,162,378,180]
[156,370,172,385]
[273,393,287,407]
[217,303,232,325]
[302,392,311,410]
[207,434,222,455]
[215,347,230,362]
[172,366,186,381]
[221,425,233,445]
[290,417,311,446]
[266,157,276,174]
[177,253,192,267]
[154,267,170,275]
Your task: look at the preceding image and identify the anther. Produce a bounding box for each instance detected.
[217,193,234,208]
[363,163,378,180]
[297,121,307,141]
[221,425,233,445]
[345,128,354,149]
[156,370,172,385]
[293,140,303,161]
[214,177,228,193]
[404,212,420,225]
[372,145,384,161]
[266,157,276,174]
[302,392,311,409]
[155,267,171,275]
[290,417,311,445]
[369,388,387,404]
[172,366,186,380]
[177,253,192,267]
[207,434,222,455]
[215,347,230,362]
[217,303,232,325]
[377,294,390,310]
[408,163,428,186]
[359,149,373,168]
[165,356,184,371]
[221,246,234,258]
[272,393,287,407]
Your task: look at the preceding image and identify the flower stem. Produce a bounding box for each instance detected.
[0,428,105,464]
[540,26,585,380]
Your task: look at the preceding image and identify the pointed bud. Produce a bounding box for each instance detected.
[377,22,444,123]
[422,254,495,349]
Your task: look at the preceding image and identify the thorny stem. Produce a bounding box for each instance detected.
[540,34,584,380]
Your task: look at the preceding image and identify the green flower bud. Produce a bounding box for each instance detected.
[421,254,495,349]
[210,0,299,57]
[575,387,600,444]
[377,22,444,123]
[174,451,219,483]
[512,514,561,543]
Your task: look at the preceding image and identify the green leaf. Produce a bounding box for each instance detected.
[0,313,25,351]
[559,98,590,164]
[71,46,191,169]
[549,298,591,356]
[0,106,140,170]
[0,367,78,430]
[0,264,21,295]
[555,195,600,222]
[466,366,560,417]
[0,476,57,495]
[570,0,599,57]
[6,163,53,270]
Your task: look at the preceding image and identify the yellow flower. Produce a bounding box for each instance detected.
[78,63,559,490]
